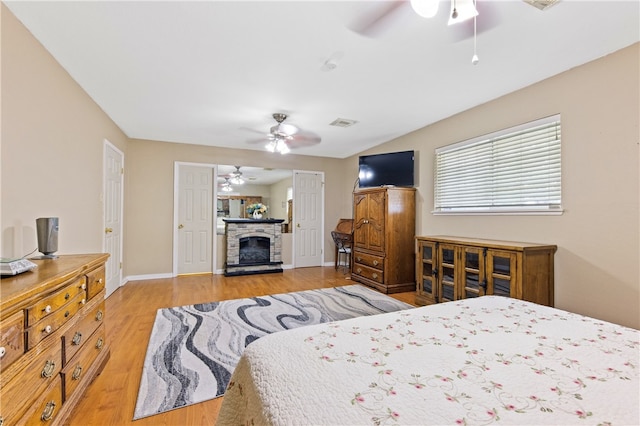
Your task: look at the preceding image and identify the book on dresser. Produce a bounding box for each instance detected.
[0,253,110,425]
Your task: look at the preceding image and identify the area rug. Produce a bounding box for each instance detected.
[133,284,413,419]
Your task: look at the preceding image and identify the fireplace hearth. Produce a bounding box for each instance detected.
[223,218,284,276]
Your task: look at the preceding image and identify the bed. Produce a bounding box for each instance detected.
[216,296,639,425]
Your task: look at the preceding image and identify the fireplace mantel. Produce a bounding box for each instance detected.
[223,218,284,224]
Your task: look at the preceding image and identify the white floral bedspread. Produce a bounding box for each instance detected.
[217,296,639,425]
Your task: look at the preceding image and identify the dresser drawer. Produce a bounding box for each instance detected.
[26,291,86,350]
[0,334,62,423]
[26,277,86,326]
[63,291,106,365]
[62,324,106,401]
[353,263,384,284]
[86,265,106,300]
[0,310,25,373]
[19,375,63,425]
[353,251,384,270]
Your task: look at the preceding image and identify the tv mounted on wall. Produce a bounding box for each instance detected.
[358,150,415,188]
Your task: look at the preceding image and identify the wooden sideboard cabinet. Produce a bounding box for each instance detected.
[415,236,556,306]
[352,187,416,293]
[0,254,110,425]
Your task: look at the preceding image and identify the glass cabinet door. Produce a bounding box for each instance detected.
[437,243,457,302]
[416,240,437,304]
[486,250,518,298]
[461,247,486,299]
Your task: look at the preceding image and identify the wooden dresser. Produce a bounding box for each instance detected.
[0,254,110,425]
[415,236,556,306]
[352,187,416,293]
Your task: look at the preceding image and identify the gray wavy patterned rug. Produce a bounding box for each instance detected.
[133,284,413,419]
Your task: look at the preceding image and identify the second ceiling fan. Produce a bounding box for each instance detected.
[248,113,321,155]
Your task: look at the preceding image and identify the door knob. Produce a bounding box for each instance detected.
[296,223,300,228]
[178,224,184,229]
[105,227,113,233]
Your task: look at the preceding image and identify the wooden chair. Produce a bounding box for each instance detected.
[331,219,353,271]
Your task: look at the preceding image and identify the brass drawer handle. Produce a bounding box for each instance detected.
[96,338,104,350]
[72,331,83,346]
[373,260,379,266]
[41,401,56,422]
[372,273,378,279]
[96,310,104,322]
[356,268,362,273]
[72,365,83,380]
[41,360,56,378]
[0,347,5,358]
[357,257,362,262]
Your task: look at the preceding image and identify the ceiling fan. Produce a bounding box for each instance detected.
[247,113,321,155]
[229,166,245,185]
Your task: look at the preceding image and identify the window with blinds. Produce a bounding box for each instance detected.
[434,115,562,214]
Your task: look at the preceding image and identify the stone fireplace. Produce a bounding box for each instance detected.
[223,218,284,276]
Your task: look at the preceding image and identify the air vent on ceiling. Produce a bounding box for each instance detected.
[330,118,358,128]
[522,0,560,11]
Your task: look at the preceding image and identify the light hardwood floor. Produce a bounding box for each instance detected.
[62,267,416,425]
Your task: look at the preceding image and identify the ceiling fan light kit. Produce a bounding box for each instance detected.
[410,0,440,18]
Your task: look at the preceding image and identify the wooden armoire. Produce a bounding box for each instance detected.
[351,186,416,293]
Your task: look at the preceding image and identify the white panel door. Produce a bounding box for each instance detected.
[104,141,123,297]
[293,171,324,268]
[177,165,213,274]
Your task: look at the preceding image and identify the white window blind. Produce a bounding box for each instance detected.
[434,115,562,214]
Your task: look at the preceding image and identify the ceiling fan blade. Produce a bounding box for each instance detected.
[288,131,321,147]
[348,0,408,37]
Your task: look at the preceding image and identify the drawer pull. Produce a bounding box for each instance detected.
[64,311,70,318]
[356,268,362,273]
[81,283,87,290]
[357,257,362,262]
[0,415,4,426]
[41,360,56,378]
[372,273,378,279]
[41,401,56,422]
[96,310,104,321]
[80,298,86,305]
[64,293,70,300]
[0,347,5,358]
[43,325,53,334]
[43,305,52,314]
[72,331,83,346]
[373,260,379,266]
[96,337,104,350]
[97,278,103,284]
[72,365,83,380]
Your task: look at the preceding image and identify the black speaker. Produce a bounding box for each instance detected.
[35,217,59,259]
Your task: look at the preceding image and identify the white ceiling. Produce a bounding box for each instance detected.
[5,0,639,159]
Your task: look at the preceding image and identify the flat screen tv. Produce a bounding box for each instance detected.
[358,150,415,188]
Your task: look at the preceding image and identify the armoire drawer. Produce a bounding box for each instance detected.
[0,310,25,373]
[63,292,106,365]
[353,263,384,284]
[353,251,384,270]
[19,375,63,425]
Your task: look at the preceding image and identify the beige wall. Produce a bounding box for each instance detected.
[344,44,640,328]
[125,139,349,276]
[1,5,129,257]
[2,4,638,328]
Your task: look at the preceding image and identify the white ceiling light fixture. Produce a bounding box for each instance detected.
[229,166,245,184]
[221,177,233,192]
[448,0,478,25]
[266,137,290,155]
[410,0,440,18]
